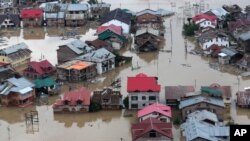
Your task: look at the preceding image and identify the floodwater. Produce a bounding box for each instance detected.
[1,0,250,141]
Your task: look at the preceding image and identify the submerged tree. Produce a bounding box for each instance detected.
[123,96,129,109]
[183,23,199,36]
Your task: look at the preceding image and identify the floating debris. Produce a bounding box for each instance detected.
[181,64,192,67]
[241,72,250,77]
[159,49,172,53]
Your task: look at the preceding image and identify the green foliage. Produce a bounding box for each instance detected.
[123,96,129,109]
[173,116,181,125]
[89,101,101,112]
[183,23,199,36]
[222,14,236,28]
[87,0,98,4]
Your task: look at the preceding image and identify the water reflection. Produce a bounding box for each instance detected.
[54,110,123,128]
[23,28,46,40]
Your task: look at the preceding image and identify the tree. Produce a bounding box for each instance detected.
[183,23,199,36]
[89,101,101,112]
[123,96,129,109]
[173,117,181,125]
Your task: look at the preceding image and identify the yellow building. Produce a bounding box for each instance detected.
[0,42,32,70]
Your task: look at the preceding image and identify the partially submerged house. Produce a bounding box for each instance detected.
[34,77,58,96]
[90,3,111,19]
[218,47,243,64]
[44,3,68,26]
[197,30,229,50]
[135,27,161,52]
[181,118,229,141]
[179,96,225,121]
[236,89,250,108]
[57,59,96,82]
[97,24,127,50]
[21,8,43,27]
[201,83,232,106]
[65,4,89,26]
[85,39,113,52]
[53,87,91,112]
[137,103,172,123]
[0,62,16,82]
[223,4,243,19]
[165,86,195,106]
[92,88,122,110]
[0,77,35,107]
[57,40,93,64]
[76,48,115,74]
[186,110,219,126]
[192,13,218,29]
[238,30,250,52]
[204,44,224,57]
[0,42,32,69]
[228,19,250,40]
[100,8,132,34]
[127,73,160,110]
[0,0,13,9]
[135,9,164,30]
[0,13,20,28]
[23,60,55,79]
[236,56,250,71]
[131,118,173,141]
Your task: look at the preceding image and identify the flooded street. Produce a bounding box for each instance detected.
[1,0,250,141]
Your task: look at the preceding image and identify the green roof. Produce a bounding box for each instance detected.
[201,86,223,96]
[98,30,127,42]
[35,78,56,88]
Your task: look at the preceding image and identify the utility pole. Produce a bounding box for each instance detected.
[7,126,10,141]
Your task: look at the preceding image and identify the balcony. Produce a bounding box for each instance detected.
[65,14,85,20]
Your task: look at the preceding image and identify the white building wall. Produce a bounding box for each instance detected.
[128,92,159,109]
[140,113,171,123]
[199,20,216,28]
[201,37,229,50]
[101,19,130,34]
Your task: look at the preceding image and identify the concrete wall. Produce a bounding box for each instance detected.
[128,92,159,109]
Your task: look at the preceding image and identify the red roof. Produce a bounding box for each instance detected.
[53,87,91,107]
[131,118,173,141]
[206,44,224,56]
[21,9,43,19]
[137,103,172,118]
[0,62,10,67]
[127,73,161,93]
[192,13,217,22]
[23,60,55,75]
[97,24,122,35]
[228,19,250,32]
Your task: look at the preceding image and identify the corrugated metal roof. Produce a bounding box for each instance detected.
[179,96,225,109]
[62,40,93,54]
[182,119,229,141]
[0,77,34,96]
[67,4,89,11]
[136,9,158,16]
[77,48,115,63]
[187,110,218,123]
[221,48,238,57]
[45,13,58,19]
[239,31,250,41]
[0,42,29,55]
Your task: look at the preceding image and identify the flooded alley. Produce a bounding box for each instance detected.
[1,0,250,141]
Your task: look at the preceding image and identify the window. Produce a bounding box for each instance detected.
[131,96,138,101]
[142,96,146,100]
[160,118,167,122]
[131,104,138,108]
[149,96,156,101]
[142,103,146,106]
[149,131,156,137]
[103,99,109,103]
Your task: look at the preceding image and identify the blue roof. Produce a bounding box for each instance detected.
[77,48,115,63]
[67,4,89,11]
[61,40,93,54]
[187,110,218,123]
[0,77,34,95]
[182,119,229,141]
[179,96,225,109]
[0,43,30,55]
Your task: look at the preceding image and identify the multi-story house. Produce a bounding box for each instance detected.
[21,8,43,27]
[57,59,96,82]
[53,87,91,112]
[127,73,161,110]
[44,3,68,26]
[0,77,35,107]
[57,40,93,64]
[0,42,32,69]
[76,48,115,74]
[65,4,89,26]
[90,3,111,19]
[192,13,218,29]
[92,88,122,110]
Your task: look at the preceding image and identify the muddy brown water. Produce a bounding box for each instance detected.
[1,0,250,141]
